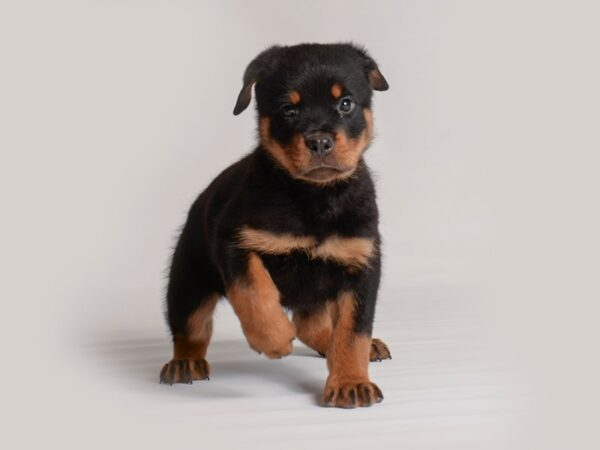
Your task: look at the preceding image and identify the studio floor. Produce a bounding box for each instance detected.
[72,283,522,449]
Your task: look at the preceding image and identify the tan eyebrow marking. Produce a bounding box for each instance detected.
[331,83,343,99]
[237,227,375,269]
[289,91,301,105]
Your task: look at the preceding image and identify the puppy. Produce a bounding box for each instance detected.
[160,43,391,408]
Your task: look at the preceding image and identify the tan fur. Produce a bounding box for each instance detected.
[238,227,375,269]
[331,83,343,99]
[259,110,374,186]
[170,295,219,360]
[334,108,373,169]
[259,117,312,178]
[186,294,219,349]
[293,304,335,355]
[238,227,317,255]
[226,252,295,359]
[161,297,219,383]
[312,235,375,269]
[160,354,210,383]
[294,305,391,362]
[173,335,210,360]
[322,292,382,407]
[326,292,371,383]
[370,338,392,361]
[289,90,301,105]
[295,167,357,186]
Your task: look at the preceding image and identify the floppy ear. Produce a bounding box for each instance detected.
[233,46,282,115]
[354,47,389,91]
[368,67,389,91]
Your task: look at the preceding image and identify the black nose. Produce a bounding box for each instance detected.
[304,133,334,156]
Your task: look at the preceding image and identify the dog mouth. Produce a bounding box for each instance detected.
[302,165,353,181]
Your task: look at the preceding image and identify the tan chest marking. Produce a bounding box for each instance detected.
[237,227,376,269]
[237,227,318,254]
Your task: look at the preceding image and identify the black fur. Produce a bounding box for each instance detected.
[166,42,387,341]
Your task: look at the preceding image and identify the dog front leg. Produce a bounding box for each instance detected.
[323,291,383,408]
[226,251,295,359]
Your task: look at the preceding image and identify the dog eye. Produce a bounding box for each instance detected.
[337,96,355,114]
[280,103,299,118]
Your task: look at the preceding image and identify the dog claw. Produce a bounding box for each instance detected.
[323,381,383,408]
[159,358,210,385]
[370,338,392,362]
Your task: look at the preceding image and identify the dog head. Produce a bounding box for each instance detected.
[233,43,388,185]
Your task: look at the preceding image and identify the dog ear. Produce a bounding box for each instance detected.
[354,46,389,91]
[233,46,282,115]
[368,67,389,91]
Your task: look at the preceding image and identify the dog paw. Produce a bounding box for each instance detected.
[159,358,210,385]
[249,334,295,359]
[370,338,391,362]
[323,380,384,408]
[246,320,295,359]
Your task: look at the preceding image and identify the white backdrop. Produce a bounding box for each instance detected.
[1,1,599,449]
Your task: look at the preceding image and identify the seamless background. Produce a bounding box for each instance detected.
[1,1,599,449]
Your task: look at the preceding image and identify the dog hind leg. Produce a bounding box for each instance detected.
[293,306,391,362]
[161,226,222,384]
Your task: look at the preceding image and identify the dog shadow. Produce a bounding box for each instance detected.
[84,335,324,403]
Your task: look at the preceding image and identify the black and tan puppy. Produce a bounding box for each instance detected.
[160,43,391,408]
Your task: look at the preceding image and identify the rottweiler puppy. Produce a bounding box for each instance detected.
[160,43,391,408]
